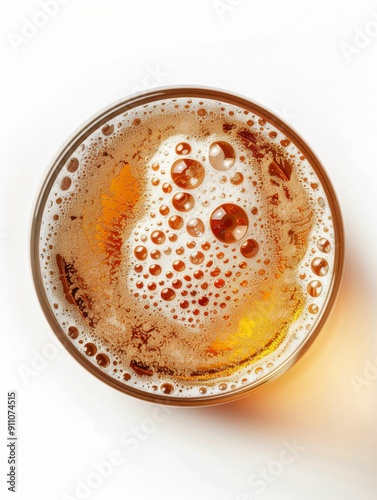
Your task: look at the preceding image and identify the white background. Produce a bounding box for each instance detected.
[1,0,377,499]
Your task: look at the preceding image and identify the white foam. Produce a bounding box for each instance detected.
[38,96,336,400]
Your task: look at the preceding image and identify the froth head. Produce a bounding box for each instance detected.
[35,92,338,396]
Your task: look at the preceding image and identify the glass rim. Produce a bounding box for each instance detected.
[29,85,345,407]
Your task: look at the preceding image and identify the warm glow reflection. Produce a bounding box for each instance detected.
[202,253,377,453]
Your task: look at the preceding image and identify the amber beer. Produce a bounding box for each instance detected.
[31,88,343,404]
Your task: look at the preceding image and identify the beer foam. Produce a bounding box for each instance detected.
[38,95,336,400]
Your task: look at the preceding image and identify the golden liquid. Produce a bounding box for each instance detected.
[41,96,333,390]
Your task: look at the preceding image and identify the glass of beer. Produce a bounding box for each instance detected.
[30,87,344,405]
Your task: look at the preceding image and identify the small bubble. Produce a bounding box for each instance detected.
[161,288,176,301]
[84,343,97,356]
[307,280,322,297]
[102,124,114,136]
[190,251,205,265]
[67,158,79,172]
[240,239,259,258]
[318,197,325,208]
[186,218,205,237]
[172,279,182,289]
[134,246,147,260]
[161,383,174,394]
[214,279,225,288]
[168,215,183,230]
[159,205,170,216]
[308,304,319,314]
[209,141,235,170]
[151,249,161,259]
[149,264,161,276]
[198,296,209,306]
[173,260,185,272]
[162,183,172,193]
[311,257,329,277]
[175,142,191,155]
[230,172,244,185]
[96,353,110,368]
[218,383,227,391]
[317,237,331,253]
[60,176,72,191]
[151,230,165,244]
[172,192,195,212]
[68,326,79,339]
